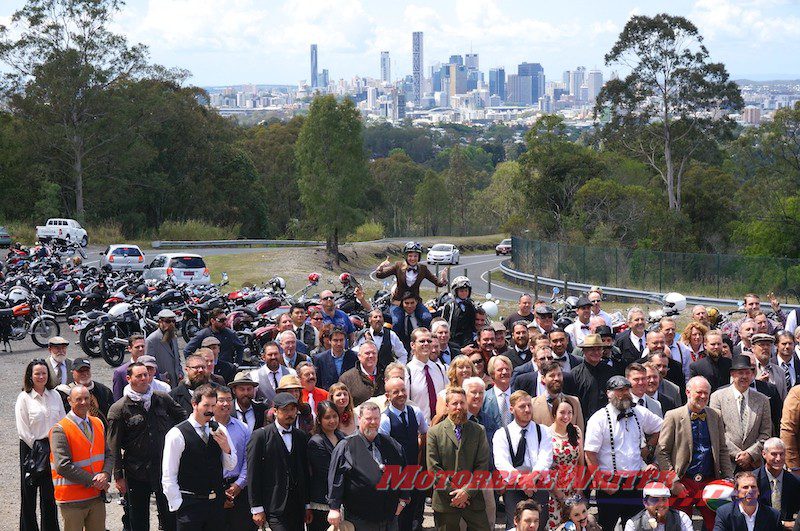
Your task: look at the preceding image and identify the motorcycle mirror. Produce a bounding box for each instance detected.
[222,272,229,281]
[552,287,560,295]
[485,293,493,300]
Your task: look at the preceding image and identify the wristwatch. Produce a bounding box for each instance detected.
[399,500,408,508]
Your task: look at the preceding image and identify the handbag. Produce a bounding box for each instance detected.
[23,438,51,486]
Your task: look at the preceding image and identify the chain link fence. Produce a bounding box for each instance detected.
[511,236,800,303]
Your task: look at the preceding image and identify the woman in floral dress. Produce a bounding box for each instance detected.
[548,400,584,529]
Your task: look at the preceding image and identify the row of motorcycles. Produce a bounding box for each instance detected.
[1,241,392,366]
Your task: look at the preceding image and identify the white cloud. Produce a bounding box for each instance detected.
[691,0,800,44]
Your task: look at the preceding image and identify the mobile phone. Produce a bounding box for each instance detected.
[208,420,219,432]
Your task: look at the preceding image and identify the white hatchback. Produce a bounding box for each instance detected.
[99,244,146,271]
[426,244,460,265]
[144,253,211,285]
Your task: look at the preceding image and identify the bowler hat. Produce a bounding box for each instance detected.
[731,354,754,371]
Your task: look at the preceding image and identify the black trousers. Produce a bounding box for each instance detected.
[175,497,224,531]
[307,509,330,531]
[20,439,59,531]
[595,488,644,531]
[398,489,426,531]
[224,485,255,530]
[266,508,305,531]
[126,476,175,531]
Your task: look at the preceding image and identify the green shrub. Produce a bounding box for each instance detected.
[3,221,36,245]
[88,221,124,245]
[347,220,385,242]
[156,220,240,241]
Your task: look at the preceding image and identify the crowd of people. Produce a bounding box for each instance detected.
[14,242,800,531]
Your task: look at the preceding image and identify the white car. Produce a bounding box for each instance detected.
[144,253,211,285]
[99,244,146,271]
[36,218,88,247]
[426,244,460,265]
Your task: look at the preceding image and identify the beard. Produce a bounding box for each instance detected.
[188,372,209,388]
[51,352,67,363]
[449,410,467,425]
[546,381,563,395]
[610,395,632,411]
[362,427,378,439]
[161,327,175,343]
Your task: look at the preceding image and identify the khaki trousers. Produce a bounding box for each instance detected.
[60,496,106,531]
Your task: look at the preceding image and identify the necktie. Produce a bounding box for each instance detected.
[454,425,462,442]
[516,428,528,467]
[423,365,437,418]
[771,476,781,511]
[80,420,92,441]
[200,426,209,443]
[739,394,746,433]
[405,315,413,335]
[639,337,644,352]
[272,371,279,389]
[784,362,792,389]
[56,363,63,384]
[500,391,511,426]
[400,410,408,428]
[547,395,559,418]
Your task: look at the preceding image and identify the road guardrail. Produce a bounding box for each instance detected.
[151,239,325,249]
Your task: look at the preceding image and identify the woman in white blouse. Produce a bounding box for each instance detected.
[15,358,66,531]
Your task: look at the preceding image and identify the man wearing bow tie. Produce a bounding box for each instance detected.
[246,392,311,531]
[656,376,732,531]
[564,296,593,349]
[358,309,408,369]
[374,241,449,331]
[584,376,663,531]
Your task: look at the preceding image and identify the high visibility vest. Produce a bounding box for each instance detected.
[49,415,105,503]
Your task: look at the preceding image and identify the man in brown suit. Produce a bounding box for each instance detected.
[656,375,733,531]
[338,341,384,406]
[780,384,800,469]
[709,354,772,472]
[375,241,448,329]
[530,361,585,434]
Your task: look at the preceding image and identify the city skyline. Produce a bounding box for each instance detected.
[1,0,795,86]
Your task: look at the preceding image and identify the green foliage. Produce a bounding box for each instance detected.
[733,196,800,258]
[347,220,385,242]
[596,13,743,211]
[157,219,240,241]
[33,181,62,221]
[413,171,451,236]
[470,161,527,233]
[296,95,369,260]
[573,178,655,244]
[369,150,426,235]
[363,122,434,163]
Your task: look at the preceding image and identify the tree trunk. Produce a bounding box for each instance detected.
[332,227,339,266]
[73,134,85,221]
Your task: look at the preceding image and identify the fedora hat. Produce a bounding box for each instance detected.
[229,371,259,388]
[580,334,604,348]
[277,374,302,391]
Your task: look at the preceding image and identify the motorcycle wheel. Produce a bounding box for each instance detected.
[79,324,103,357]
[31,318,61,347]
[181,317,201,343]
[100,325,127,367]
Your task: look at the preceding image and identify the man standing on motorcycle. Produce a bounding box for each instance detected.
[374,241,448,331]
[183,308,245,365]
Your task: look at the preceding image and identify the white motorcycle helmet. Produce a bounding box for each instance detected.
[663,292,687,312]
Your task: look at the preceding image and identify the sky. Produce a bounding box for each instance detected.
[0,0,798,86]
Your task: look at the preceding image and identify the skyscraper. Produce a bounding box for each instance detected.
[518,62,545,105]
[569,67,586,99]
[320,69,329,89]
[380,51,391,83]
[507,74,532,105]
[310,44,318,88]
[448,64,468,97]
[489,67,505,102]
[412,32,423,104]
[449,55,464,66]
[465,53,479,70]
[587,69,603,103]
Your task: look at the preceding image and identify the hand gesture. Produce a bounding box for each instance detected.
[212,427,231,454]
[768,291,781,311]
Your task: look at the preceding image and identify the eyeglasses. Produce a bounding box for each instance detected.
[321,296,335,301]
[214,318,227,323]
[311,316,323,321]
[590,301,601,305]
[216,397,233,403]
[187,365,205,371]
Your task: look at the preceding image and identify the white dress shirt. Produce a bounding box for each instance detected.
[162,416,237,511]
[742,504,759,531]
[492,420,553,474]
[668,342,692,383]
[15,389,66,448]
[405,267,418,287]
[623,511,693,531]
[493,385,512,421]
[359,328,408,365]
[405,357,446,421]
[379,403,429,436]
[778,356,797,387]
[592,309,613,327]
[629,332,645,353]
[234,402,255,432]
[565,319,591,349]
[584,404,663,472]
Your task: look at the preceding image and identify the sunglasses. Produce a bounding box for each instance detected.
[311,316,323,321]
[214,318,227,323]
[321,296,335,301]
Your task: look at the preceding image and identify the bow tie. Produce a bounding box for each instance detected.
[407,266,418,273]
[691,412,707,421]
[546,395,559,403]
[581,325,590,330]
[617,411,635,421]
[372,330,383,337]
[281,429,292,435]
